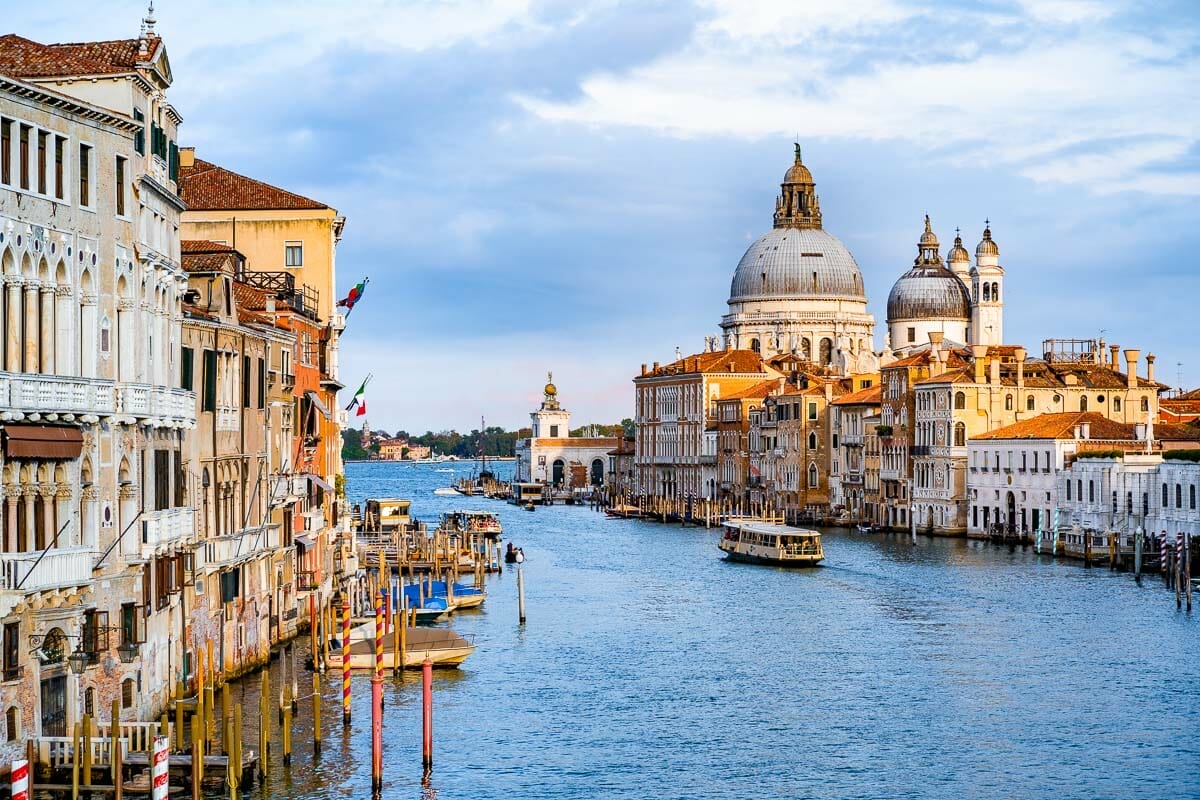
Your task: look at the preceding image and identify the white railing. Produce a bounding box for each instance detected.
[302,509,325,532]
[117,383,197,424]
[0,372,116,416]
[140,507,195,557]
[216,405,238,431]
[203,524,283,568]
[0,546,94,593]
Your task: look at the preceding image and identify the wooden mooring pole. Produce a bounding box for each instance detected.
[342,595,352,727]
[421,658,433,769]
[312,672,322,755]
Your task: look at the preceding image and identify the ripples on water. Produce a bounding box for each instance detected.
[236,461,1199,800]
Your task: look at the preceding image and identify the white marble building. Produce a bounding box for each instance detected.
[514,376,618,487]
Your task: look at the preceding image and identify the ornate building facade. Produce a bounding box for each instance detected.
[514,377,619,487]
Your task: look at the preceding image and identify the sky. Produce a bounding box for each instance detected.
[9,1,1200,433]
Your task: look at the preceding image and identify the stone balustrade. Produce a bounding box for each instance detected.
[0,372,116,417]
[0,546,94,593]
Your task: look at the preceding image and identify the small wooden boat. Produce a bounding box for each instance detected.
[326,626,475,670]
[606,503,644,519]
[523,502,535,512]
[718,518,824,567]
[855,523,874,533]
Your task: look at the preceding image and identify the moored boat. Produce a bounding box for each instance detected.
[326,626,475,669]
[718,518,824,567]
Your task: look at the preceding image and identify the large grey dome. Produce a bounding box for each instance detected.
[729,227,867,303]
[886,264,971,322]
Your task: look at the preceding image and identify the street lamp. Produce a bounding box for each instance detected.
[67,646,89,675]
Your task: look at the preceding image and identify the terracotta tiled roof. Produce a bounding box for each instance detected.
[181,252,235,274]
[1156,422,1200,442]
[639,350,768,378]
[181,239,235,254]
[832,385,882,406]
[914,367,975,385]
[233,283,268,312]
[532,438,618,448]
[973,412,1139,441]
[0,34,160,79]
[1175,387,1200,401]
[179,157,328,211]
[719,380,779,401]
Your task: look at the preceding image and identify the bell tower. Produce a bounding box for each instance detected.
[969,223,1004,346]
[530,372,571,439]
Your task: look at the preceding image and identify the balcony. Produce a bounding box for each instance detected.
[117,384,197,426]
[215,406,238,432]
[911,446,930,457]
[301,508,326,533]
[0,373,116,417]
[0,547,94,594]
[140,507,195,559]
[201,524,284,570]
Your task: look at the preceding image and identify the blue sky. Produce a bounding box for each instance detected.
[11,1,1200,432]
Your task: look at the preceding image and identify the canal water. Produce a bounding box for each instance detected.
[237,461,1198,800]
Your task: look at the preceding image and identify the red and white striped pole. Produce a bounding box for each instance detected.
[11,758,29,800]
[341,596,351,727]
[371,597,384,791]
[421,658,433,769]
[151,735,169,800]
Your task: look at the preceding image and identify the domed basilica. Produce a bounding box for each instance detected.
[719,146,1005,371]
[720,145,878,374]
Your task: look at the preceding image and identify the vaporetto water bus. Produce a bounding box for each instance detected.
[718,518,824,567]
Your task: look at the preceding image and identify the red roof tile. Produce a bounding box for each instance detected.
[179,157,328,211]
[181,239,235,254]
[0,34,160,79]
[718,380,779,401]
[638,350,768,378]
[832,385,882,406]
[973,412,1139,441]
[181,252,235,274]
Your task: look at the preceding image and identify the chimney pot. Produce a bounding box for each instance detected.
[652,362,659,372]
[1124,349,1140,389]
[1147,354,1156,383]
[641,363,647,376]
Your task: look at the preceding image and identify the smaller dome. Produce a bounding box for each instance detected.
[887,264,971,322]
[948,231,970,263]
[976,224,999,257]
[783,143,813,184]
[918,214,938,248]
[545,383,557,397]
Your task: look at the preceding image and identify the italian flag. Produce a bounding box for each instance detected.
[346,377,368,416]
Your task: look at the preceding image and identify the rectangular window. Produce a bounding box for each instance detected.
[549,425,559,437]
[907,327,916,343]
[18,124,30,189]
[78,144,91,207]
[202,349,217,412]
[285,242,303,267]
[2,622,19,681]
[81,609,109,664]
[0,119,10,185]
[115,156,127,216]
[133,108,145,154]
[54,136,65,199]
[36,131,47,194]
[153,450,170,512]
[808,402,818,421]
[180,347,194,390]
[242,355,252,408]
[257,357,266,409]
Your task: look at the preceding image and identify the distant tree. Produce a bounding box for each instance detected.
[341,428,369,461]
[620,418,635,438]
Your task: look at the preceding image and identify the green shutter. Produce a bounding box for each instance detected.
[180,347,193,390]
[202,350,217,412]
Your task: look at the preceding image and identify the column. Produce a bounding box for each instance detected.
[22,487,36,553]
[6,278,21,371]
[3,489,16,553]
[55,285,72,375]
[39,486,56,549]
[40,284,54,375]
[23,280,39,372]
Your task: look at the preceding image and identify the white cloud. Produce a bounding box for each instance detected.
[516,2,1200,194]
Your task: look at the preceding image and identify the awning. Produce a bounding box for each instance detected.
[305,390,332,420]
[294,532,315,550]
[4,425,84,459]
[306,473,334,492]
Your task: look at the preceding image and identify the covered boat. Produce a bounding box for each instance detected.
[326,626,475,669]
[718,518,824,567]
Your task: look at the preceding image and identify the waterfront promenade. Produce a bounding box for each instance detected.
[237,461,1198,800]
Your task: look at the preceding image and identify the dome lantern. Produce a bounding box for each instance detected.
[773,143,822,230]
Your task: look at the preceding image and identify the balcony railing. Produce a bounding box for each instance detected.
[0,547,94,593]
[117,384,197,424]
[302,508,325,533]
[201,524,284,570]
[216,406,238,432]
[0,373,116,416]
[140,507,195,558]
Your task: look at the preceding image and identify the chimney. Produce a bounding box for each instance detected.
[989,358,1000,385]
[1124,349,1140,389]
[1080,421,1090,439]
[641,363,647,376]
[825,381,834,402]
[1147,354,1156,383]
[1110,345,1120,369]
[652,362,659,373]
[1097,338,1106,365]
[179,147,195,169]
[971,345,988,383]
[725,339,734,352]
[1015,347,1026,389]
[1135,422,1146,440]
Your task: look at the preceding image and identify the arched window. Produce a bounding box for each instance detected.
[1141,397,1149,413]
[122,679,134,709]
[807,432,817,450]
[1176,483,1183,509]
[1080,396,1088,412]
[808,463,818,488]
[1026,395,1035,411]
[1162,483,1169,507]
[954,391,966,410]
[983,283,991,301]
[819,338,833,366]
[5,707,17,742]
[954,422,965,447]
[1113,397,1121,412]
[1088,481,1094,502]
[1004,394,1013,411]
[992,282,999,302]
[750,338,760,354]
[1191,485,1196,510]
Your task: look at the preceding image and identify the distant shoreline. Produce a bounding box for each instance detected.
[343,457,518,464]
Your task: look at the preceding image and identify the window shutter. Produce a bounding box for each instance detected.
[180,347,194,390]
[203,350,217,412]
[96,611,109,652]
[242,355,251,408]
[257,357,266,409]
